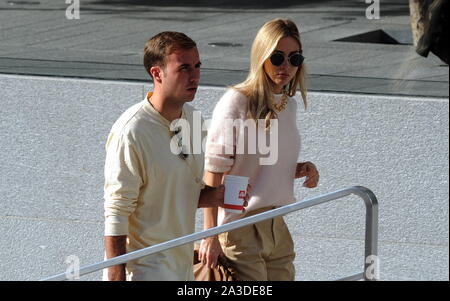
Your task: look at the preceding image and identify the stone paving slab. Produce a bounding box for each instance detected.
[0,0,448,97]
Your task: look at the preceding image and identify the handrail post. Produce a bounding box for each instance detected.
[350,186,379,281]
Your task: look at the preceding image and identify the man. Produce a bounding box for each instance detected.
[103,32,224,281]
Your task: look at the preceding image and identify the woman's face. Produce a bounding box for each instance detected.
[263,36,301,94]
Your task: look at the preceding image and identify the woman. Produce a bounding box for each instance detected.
[199,18,320,281]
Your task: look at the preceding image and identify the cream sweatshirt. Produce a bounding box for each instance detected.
[104,93,204,281]
[205,88,301,225]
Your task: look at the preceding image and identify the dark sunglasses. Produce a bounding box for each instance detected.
[270,52,304,67]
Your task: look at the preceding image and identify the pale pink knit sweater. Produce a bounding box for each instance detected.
[205,88,301,225]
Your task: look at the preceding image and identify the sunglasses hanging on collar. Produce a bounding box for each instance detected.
[172,127,189,160]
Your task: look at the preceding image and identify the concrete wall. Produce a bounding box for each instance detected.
[0,75,447,280]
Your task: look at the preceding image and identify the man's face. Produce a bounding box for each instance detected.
[160,47,201,104]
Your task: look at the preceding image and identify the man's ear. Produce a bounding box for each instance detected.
[150,66,163,83]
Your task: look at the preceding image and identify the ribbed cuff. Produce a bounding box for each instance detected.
[104,215,129,236]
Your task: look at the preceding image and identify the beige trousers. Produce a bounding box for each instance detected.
[219,207,296,281]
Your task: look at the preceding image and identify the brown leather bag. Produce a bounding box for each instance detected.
[193,243,239,281]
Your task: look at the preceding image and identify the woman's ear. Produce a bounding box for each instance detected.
[150,66,163,83]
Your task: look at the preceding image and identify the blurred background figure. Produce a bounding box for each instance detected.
[410,0,449,64]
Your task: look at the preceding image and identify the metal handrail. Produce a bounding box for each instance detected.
[42,186,378,281]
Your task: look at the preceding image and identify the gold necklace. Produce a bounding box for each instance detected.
[272,93,289,112]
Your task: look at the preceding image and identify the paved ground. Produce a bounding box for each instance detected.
[0,0,448,97]
[0,74,447,281]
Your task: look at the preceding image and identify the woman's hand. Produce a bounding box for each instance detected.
[198,236,224,269]
[295,161,319,188]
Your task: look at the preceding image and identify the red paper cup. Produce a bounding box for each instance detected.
[223,175,249,213]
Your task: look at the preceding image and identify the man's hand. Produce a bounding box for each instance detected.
[198,185,250,210]
[295,161,319,188]
[198,185,225,208]
[107,264,126,281]
[104,235,127,281]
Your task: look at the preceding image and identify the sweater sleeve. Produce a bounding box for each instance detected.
[205,89,246,173]
[103,129,143,236]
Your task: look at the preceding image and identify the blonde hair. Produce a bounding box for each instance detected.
[233,18,308,127]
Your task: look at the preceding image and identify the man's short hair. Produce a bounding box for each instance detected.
[143,31,197,78]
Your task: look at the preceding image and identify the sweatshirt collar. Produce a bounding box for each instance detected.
[142,92,186,129]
